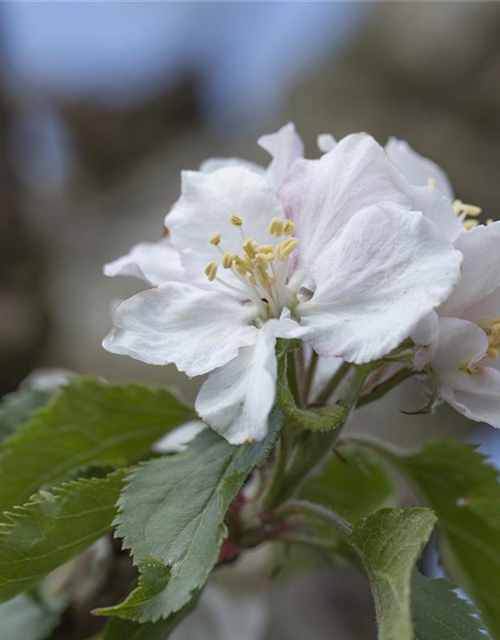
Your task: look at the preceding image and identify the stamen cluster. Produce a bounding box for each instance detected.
[204,215,299,319]
[478,317,500,361]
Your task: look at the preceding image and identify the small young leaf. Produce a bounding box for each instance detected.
[0,469,127,603]
[349,507,436,640]
[98,411,282,623]
[100,592,201,640]
[354,438,500,639]
[300,444,396,523]
[0,378,195,514]
[412,572,490,640]
[0,387,55,443]
[0,594,60,640]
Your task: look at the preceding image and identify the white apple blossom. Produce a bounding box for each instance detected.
[103,126,462,444]
[387,139,500,427]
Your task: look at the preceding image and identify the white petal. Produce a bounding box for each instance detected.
[388,165,463,243]
[199,157,264,175]
[196,325,277,444]
[196,313,303,444]
[438,367,500,429]
[298,208,462,364]
[385,137,454,200]
[104,239,186,286]
[464,287,500,323]
[166,166,285,282]
[317,133,337,153]
[439,222,500,317]
[258,122,304,189]
[103,282,258,376]
[411,311,440,370]
[153,421,206,453]
[431,317,488,373]
[279,133,410,273]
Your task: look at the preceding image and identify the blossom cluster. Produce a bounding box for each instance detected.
[103,124,500,443]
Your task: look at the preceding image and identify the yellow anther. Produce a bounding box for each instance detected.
[209,232,222,246]
[205,262,218,281]
[283,219,296,235]
[427,177,437,187]
[463,220,479,231]
[278,237,299,260]
[234,257,250,276]
[487,347,500,360]
[243,237,257,258]
[222,253,235,269]
[269,217,284,237]
[254,253,270,269]
[230,214,243,226]
[486,218,494,226]
[259,245,274,255]
[460,203,482,217]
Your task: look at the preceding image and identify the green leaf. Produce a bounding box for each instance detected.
[348,507,436,640]
[412,572,490,640]
[98,411,283,623]
[0,387,55,443]
[0,378,195,514]
[0,469,127,603]
[355,438,500,639]
[300,444,396,523]
[100,593,201,640]
[0,594,60,640]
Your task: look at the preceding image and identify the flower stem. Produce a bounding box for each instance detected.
[271,533,338,553]
[356,368,417,408]
[303,350,319,404]
[272,499,352,537]
[313,361,351,405]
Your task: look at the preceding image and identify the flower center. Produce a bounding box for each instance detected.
[204,215,299,320]
[477,318,500,361]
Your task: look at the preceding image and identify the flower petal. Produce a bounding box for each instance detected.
[279,133,410,272]
[411,311,440,370]
[317,133,337,153]
[431,317,488,373]
[103,282,259,376]
[166,166,285,281]
[298,207,462,363]
[196,313,304,444]
[388,166,463,242]
[438,366,500,429]
[385,137,454,200]
[258,122,304,189]
[439,222,500,317]
[104,239,186,286]
[199,157,264,175]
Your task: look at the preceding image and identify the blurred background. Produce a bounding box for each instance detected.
[1,2,500,639]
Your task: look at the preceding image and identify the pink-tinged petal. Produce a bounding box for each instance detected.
[258,122,304,189]
[166,166,285,282]
[298,208,462,364]
[199,157,264,175]
[388,165,463,243]
[104,239,186,286]
[438,366,500,429]
[279,133,410,272]
[431,317,488,373]
[385,137,454,201]
[317,133,337,153]
[196,312,304,444]
[103,282,258,376]
[438,222,500,318]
